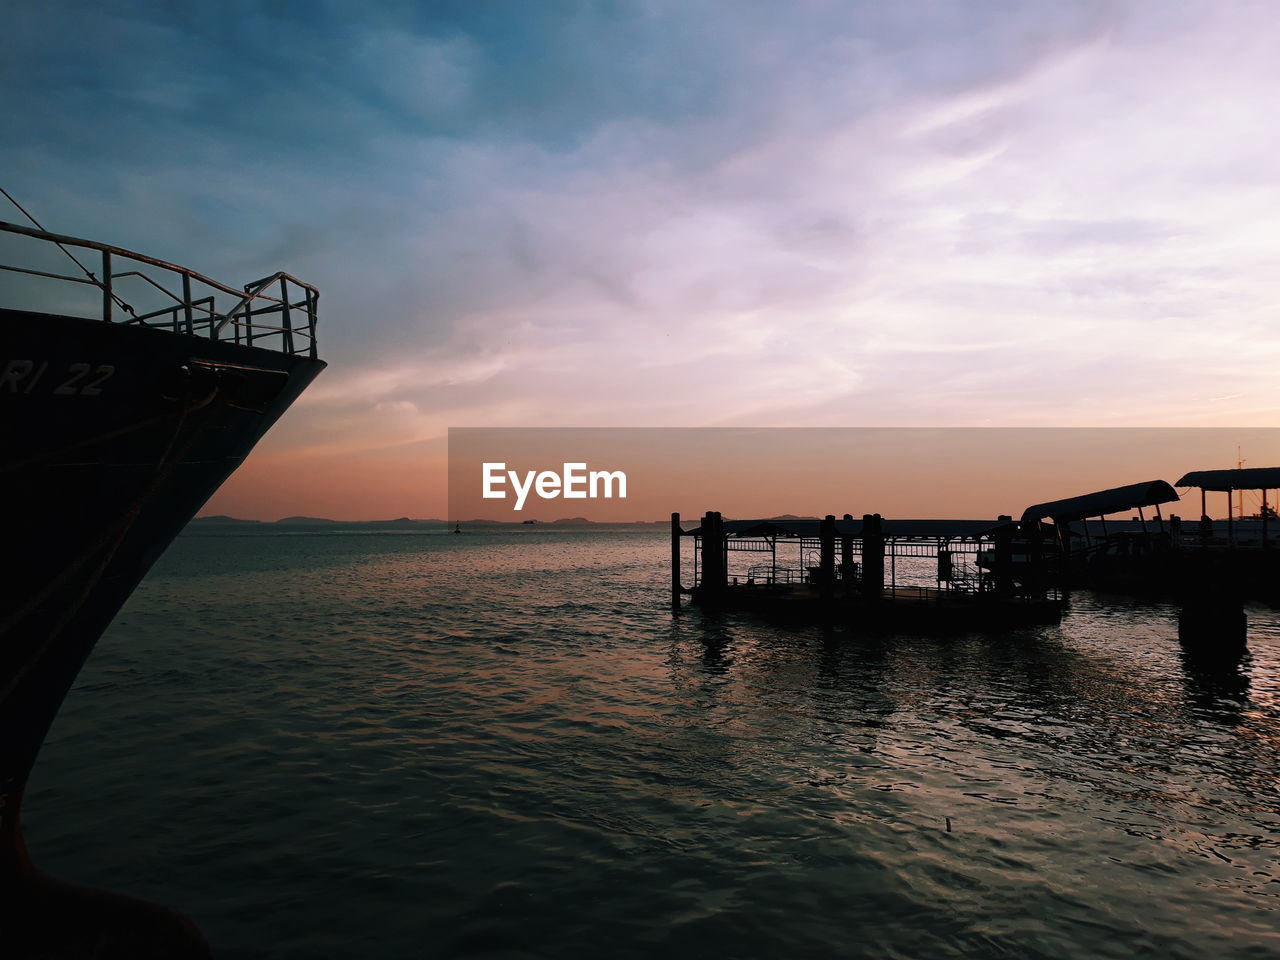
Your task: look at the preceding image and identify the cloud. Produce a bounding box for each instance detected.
[5,1,1280,515]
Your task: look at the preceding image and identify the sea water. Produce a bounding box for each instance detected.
[24,526,1280,959]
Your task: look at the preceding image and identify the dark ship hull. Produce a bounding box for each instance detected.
[2,307,324,789]
[1,222,325,956]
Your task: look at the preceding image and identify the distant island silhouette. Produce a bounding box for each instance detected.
[190,515,674,526]
[192,514,820,526]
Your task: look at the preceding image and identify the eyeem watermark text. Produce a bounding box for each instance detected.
[482,462,627,511]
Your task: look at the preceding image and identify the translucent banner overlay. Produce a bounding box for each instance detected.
[447,427,1280,525]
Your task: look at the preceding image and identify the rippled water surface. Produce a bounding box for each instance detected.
[26,527,1280,958]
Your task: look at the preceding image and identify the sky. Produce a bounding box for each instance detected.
[3,1,1279,519]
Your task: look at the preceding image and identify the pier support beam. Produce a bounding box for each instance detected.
[699,511,727,598]
[993,514,1014,598]
[841,514,854,595]
[1055,517,1071,563]
[671,512,681,611]
[861,513,884,601]
[819,515,836,603]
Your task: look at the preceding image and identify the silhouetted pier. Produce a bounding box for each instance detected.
[670,512,1062,630]
[670,466,1280,651]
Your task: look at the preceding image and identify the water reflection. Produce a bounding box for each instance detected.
[693,612,735,680]
[1178,646,1250,725]
[670,588,1280,886]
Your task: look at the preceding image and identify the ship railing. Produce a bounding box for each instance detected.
[0,219,318,358]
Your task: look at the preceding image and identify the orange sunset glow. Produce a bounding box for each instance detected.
[445,428,1280,523]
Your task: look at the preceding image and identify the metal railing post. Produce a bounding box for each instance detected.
[182,273,193,335]
[308,288,318,357]
[280,277,294,354]
[102,250,112,322]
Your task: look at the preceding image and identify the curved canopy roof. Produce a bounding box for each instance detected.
[1176,467,1280,492]
[1020,480,1179,525]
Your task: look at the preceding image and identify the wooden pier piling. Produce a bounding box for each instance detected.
[841,514,854,594]
[1264,491,1270,547]
[993,514,1014,597]
[861,513,883,601]
[671,512,681,610]
[819,515,836,603]
[699,511,727,597]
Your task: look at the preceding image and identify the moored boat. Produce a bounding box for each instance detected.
[1,218,326,957]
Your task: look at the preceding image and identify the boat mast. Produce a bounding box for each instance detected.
[1237,446,1247,518]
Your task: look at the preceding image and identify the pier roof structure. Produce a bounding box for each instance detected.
[1020,480,1178,526]
[1176,467,1280,491]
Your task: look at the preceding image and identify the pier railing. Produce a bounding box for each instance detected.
[0,220,318,358]
[699,535,1053,598]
